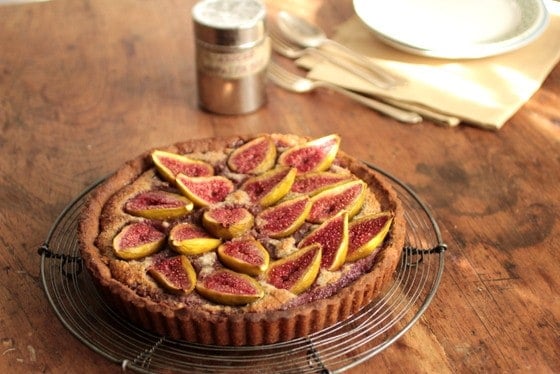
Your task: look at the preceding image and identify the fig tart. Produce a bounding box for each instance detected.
[78,133,406,346]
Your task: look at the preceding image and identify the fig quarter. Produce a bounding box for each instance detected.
[346,212,393,262]
[266,243,322,295]
[168,222,222,255]
[176,175,234,207]
[196,269,265,306]
[240,167,297,207]
[255,195,311,238]
[148,255,197,294]
[151,150,214,182]
[308,180,367,223]
[278,134,340,174]
[291,171,352,196]
[298,212,349,271]
[227,135,277,175]
[202,206,255,239]
[112,221,166,260]
[217,237,270,276]
[124,190,194,220]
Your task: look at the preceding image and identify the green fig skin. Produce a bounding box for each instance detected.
[298,212,349,271]
[148,255,197,294]
[255,196,311,238]
[307,180,366,223]
[124,190,194,220]
[112,222,166,260]
[176,175,234,207]
[152,150,214,182]
[227,135,277,175]
[196,269,265,306]
[266,244,322,295]
[217,237,270,276]
[278,134,340,174]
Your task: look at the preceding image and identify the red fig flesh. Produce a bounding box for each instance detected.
[298,212,349,271]
[308,180,366,223]
[347,212,393,262]
[255,196,311,238]
[196,269,264,305]
[148,255,197,294]
[168,222,221,255]
[266,244,322,295]
[278,134,340,174]
[112,222,166,260]
[217,237,270,275]
[227,136,277,174]
[152,150,214,182]
[176,175,234,207]
[124,190,193,220]
[202,206,254,239]
[291,172,351,195]
[240,167,296,207]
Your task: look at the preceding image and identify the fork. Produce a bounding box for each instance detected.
[268,62,422,124]
[269,29,402,90]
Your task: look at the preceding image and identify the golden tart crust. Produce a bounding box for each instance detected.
[78,134,406,346]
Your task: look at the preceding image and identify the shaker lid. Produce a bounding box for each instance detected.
[193,0,266,47]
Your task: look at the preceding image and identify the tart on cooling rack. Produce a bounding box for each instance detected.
[78,133,406,346]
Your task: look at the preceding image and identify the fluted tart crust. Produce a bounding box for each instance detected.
[78,134,406,346]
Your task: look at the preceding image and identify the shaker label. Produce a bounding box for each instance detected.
[197,38,270,79]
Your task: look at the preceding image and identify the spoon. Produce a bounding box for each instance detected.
[276,11,403,87]
[268,62,422,123]
[270,28,394,89]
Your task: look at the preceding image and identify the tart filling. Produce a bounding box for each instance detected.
[79,133,405,345]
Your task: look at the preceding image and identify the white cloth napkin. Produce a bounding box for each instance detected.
[298,1,560,130]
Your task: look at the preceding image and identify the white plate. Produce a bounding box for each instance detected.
[353,0,550,59]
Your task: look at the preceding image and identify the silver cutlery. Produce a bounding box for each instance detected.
[268,62,422,124]
[276,11,404,87]
[270,28,395,90]
[382,98,461,127]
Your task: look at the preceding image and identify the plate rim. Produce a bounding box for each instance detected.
[352,0,550,59]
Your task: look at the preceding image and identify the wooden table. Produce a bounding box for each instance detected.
[1,0,559,372]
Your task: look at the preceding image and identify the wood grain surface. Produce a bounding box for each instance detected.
[0,0,559,372]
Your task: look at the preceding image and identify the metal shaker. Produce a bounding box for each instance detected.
[192,0,270,115]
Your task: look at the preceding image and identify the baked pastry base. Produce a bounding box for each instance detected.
[78,134,406,346]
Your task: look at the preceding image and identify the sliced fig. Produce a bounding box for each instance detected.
[278,134,341,174]
[148,255,197,294]
[308,180,367,224]
[217,237,270,276]
[255,196,311,238]
[196,269,264,306]
[168,222,221,255]
[227,135,277,175]
[346,212,393,262]
[112,222,166,260]
[202,206,254,239]
[240,167,297,207]
[124,190,194,220]
[175,174,234,207]
[298,212,349,271]
[291,171,352,196]
[152,150,214,182]
[265,244,322,295]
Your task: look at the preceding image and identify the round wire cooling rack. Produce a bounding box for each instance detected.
[38,163,446,373]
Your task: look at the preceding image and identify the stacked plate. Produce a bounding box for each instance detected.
[353,0,550,59]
